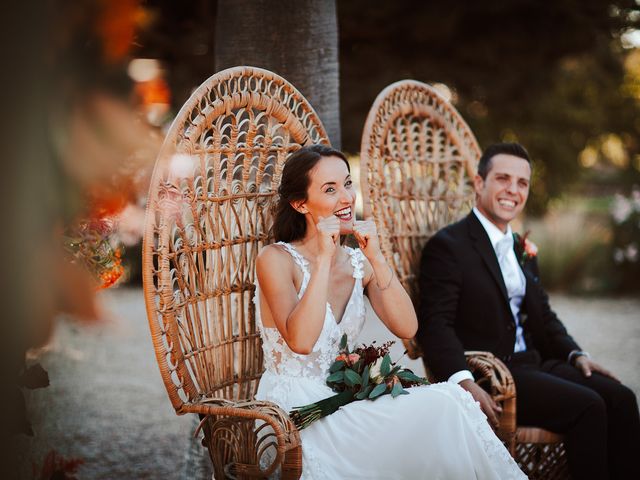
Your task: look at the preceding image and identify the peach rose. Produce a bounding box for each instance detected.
[348,353,360,365]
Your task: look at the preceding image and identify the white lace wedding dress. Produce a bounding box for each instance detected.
[255,242,526,479]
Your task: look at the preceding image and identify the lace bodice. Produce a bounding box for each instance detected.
[254,242,366,383]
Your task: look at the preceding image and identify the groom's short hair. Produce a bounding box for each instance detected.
[477,143,531,180]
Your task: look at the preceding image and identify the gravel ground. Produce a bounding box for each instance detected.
[16,288,640,479]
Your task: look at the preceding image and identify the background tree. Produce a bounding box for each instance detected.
[215,0,341,147]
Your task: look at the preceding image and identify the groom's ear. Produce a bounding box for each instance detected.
[473,174,484,194]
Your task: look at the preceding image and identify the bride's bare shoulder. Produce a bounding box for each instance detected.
[256,243,294,272]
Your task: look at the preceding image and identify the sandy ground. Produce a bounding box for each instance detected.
[15,288,640,479]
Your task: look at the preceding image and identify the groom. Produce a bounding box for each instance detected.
[417,143,640,480]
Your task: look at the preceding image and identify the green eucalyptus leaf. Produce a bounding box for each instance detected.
[329,360,346,373]
[355,390,368,400]
[397,371,428,383]
[380,354,391,377]
[361,365,370,387]
[326,370,345,383]
[391,382,404,398]
[339,334,348,350]
[389,365,401,376]
[344,368,362,386]
[369,383,387,399]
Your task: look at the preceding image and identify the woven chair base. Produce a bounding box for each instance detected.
[515,427,570,480]
[200,414,302,480]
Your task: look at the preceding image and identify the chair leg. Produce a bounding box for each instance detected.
[280,444,302,480]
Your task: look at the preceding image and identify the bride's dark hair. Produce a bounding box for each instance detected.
[273,145,349,243]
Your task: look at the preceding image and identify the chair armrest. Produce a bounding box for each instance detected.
[182,398,301,478]
[465,351,517,454]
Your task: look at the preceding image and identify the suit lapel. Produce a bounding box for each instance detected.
[466,213,510,304]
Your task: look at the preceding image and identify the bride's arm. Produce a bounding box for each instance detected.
[354,220,417,339]
[256,245,333,355]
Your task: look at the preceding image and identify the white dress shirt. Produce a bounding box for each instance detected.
[448,208,527,385]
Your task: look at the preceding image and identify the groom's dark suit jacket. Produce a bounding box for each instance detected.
[417,212,580,382]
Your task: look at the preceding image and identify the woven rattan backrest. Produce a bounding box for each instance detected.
[143,67,329,411]
[360,80,480,308]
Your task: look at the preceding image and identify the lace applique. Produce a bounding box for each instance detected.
[277,242,311,292]
[347,246,364,279]
[254,243,367,385]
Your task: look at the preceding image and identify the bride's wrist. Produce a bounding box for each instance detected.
[314,255,333,269]
[368,253,388,270]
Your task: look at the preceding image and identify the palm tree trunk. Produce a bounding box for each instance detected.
[215,0,341,148]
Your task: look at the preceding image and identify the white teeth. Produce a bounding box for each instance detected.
[498,200,516,208]
[334,207,352,217]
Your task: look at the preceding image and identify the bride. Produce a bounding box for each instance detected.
[254,145,526,479]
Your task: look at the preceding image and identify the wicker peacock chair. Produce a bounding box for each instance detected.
[142,66,330,479]
[360,80,570,479]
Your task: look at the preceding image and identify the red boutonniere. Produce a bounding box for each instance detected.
[514,231,538,266]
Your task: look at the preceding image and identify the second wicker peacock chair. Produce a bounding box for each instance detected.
[142,66,330,479]
[360,80,570,479]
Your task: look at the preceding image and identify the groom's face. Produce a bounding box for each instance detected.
[474,154,531,232]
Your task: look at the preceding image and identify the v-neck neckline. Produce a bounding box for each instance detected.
[326,275,357,326]
[287,242,358,326]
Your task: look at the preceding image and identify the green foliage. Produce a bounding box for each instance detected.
[524,190,640,294]
[609,187,640,291]
[344,368,362,386]
[338,0,640,212]
[368,383,387,400]
[380,354,391,377]
[391,382,409,398]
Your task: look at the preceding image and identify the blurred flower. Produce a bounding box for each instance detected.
[170,153,197,180]
[134,77,171,126]
[625,243,639,263]
[611,193,632,224]
[96,0,150,63]
[347,353,360,365]
[116,203,146,246]
[64,218,125,290]
[632,186,640,211]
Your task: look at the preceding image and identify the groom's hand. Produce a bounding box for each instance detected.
[459,379,502,431]
[574,356,620,382]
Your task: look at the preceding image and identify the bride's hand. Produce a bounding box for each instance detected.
[316,215,340,259]
[353,218,382,260]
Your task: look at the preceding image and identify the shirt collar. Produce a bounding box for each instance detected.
[472,207,513,250]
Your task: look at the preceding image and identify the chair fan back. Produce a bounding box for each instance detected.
[360,80,480,356]
[143,66,329,411]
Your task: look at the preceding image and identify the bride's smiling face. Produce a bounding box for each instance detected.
[298,155,356,235]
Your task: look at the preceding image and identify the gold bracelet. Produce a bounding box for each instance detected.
[376,264,394,291]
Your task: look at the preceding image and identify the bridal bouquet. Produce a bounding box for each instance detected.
[289,334,428,430]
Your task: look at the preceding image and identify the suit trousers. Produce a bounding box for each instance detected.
[506,351,640,480]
